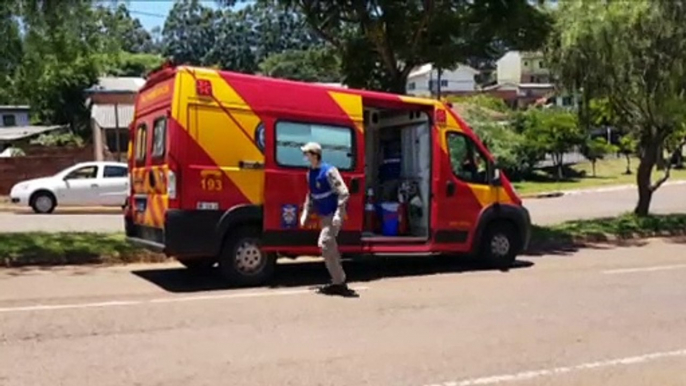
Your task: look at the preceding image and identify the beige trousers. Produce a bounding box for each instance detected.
[318,215,346,285]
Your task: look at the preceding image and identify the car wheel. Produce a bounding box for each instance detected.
[218,226,276,287]
[482,221,519,271]
[178,257,217,271]
[30,191,56,214]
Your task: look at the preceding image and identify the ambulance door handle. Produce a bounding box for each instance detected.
[349,178,360,194]
[446,181,455,197]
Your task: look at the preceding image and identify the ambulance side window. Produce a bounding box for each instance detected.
[151,117,166,159]
[446,132,488,184]
[135,124,147,165]
[274,121,354,170]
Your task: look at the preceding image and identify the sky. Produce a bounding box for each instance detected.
[123,1,219,31]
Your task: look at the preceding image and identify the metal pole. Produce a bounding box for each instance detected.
[436,66,442,100]
[114,103,121,162]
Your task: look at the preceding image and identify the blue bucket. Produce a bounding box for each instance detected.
[379,202,400,236]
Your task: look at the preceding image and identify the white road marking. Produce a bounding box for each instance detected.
[603,264,686,275]
[0,286,369,313]
[424,349,686,386]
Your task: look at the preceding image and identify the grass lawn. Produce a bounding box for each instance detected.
[514,157,686,196]
[531,213,686,247]
[1,214,685,267]
[0,232,165,267]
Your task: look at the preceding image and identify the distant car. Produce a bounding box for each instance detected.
[9,161,129,214]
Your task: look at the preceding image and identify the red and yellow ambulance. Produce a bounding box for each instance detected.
[125,62,531,286]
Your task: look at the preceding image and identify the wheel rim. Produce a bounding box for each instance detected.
[490,233,511,257]
[35,196,52,212]
[234,239,266,275]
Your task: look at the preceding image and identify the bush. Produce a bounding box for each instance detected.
[30,132,85,147]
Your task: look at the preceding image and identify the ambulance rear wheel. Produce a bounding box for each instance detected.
[218,227,276,287]
[482,221,519,271]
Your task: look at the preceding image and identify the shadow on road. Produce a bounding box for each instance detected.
[132,255,535,293]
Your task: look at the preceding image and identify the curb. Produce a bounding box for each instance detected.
[0,205,123,214]
[521,180,686,200]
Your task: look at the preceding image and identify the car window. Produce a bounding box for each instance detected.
[446,132,489,185]
[65,166,98,180]
[274,121,354,170]
[104,166,128,178]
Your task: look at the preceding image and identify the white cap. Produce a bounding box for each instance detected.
[300,142,322,154]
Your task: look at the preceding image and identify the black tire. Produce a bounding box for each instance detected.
[218,226,276,287]
[481,221,520,271]
[30,191,56,214]
[178,257,217,271]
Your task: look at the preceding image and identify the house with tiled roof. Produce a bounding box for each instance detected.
[85,77,145,161]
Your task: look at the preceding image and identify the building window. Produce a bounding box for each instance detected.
[104,165,128,178]
[2,114,16,127]
[539,61,545,69]
[446,132,489,185]
[408,82,416,90]
[275,121,354,170]
[440,79,449,87]
[562,96,574,106]
[523,61,529,67]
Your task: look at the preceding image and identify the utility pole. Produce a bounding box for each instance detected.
[436,66,443,100]
[114,103,121,162]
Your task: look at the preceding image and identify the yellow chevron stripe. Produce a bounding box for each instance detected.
[328,91,364,132]
[176,69,265,204]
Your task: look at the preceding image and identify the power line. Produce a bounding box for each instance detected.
[128,10,167,18]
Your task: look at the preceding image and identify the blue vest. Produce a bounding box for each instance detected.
[308,162,338,216]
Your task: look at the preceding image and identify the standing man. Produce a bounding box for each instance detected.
[299,142,352,295]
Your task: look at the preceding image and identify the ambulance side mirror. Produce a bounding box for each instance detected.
[488,162,502,187]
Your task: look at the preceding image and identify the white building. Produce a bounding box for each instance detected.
[496,51,551,85]
[406,64,479,96]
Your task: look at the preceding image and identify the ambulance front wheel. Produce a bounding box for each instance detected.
[218,226,276,287]
[482,221,519,271]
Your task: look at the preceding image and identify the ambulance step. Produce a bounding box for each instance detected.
[361,235,427,243]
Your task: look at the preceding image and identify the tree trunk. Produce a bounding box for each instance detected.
[554,153,565,181]
[624,155,632,175]
[634,141,658,216]
[388,75,407,94]
[592,160,597,177]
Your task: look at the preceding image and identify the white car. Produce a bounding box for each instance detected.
[9,161,129,214]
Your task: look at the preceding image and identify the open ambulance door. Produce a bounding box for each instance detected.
[261,104,366,256]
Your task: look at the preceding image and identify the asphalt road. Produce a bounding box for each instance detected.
[0,183,685,233]
[1,239,685,385]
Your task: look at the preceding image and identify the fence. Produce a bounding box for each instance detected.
[0,145,95,195]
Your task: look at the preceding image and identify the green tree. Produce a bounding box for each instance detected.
[523,108,585,181]
[618,135,638,175]
[584,137,617,177]
[13,0,103,133]
[259,47,341,82]
[267,0,552,93]
[548,0,686,215]
[0,1,23,104]
[162,0,220,66]
[96,4,156,54]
